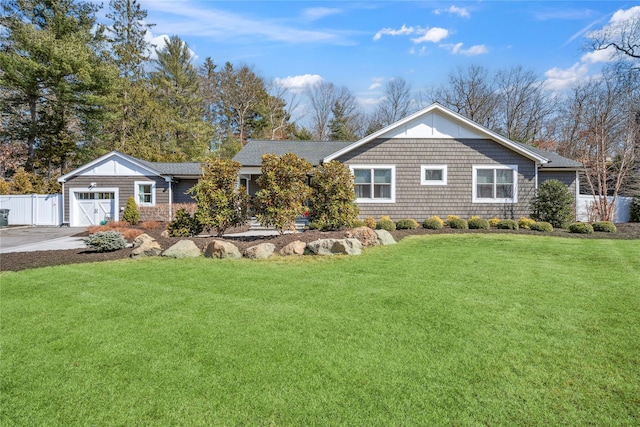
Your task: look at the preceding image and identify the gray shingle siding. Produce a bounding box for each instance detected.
[336,138,538,221]
[539,171,578,195]
[173,179,198,204]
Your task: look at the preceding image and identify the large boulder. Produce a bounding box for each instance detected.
[204,240,242,259]
[306,238,362,256]
[162,240,201,259]
[374,229,396,246]
[345,226,379,247]
[280,240,307,256]
[244,243,275,259]
[131,233,162,257]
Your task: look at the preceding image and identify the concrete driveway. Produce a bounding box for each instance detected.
[0,226,87,254]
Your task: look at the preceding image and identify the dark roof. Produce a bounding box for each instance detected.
[514,144,583,169]
[233,140,354,166]
[138,160,203,176]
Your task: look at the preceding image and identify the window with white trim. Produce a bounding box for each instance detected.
[135,181,155,206]
[350,166,395,203]
[472,165,518,203]
[421,165,447,185]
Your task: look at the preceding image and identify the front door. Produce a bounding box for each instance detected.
[74,192,115,226]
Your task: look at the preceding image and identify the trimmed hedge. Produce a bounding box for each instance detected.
[376,219,396,231]
[422,216,444,230]
[497,219,518,230]
[468,216,490,230]
[592,221,616,233]
[568,222,594,234]
[448,217,468,230]
[396,218,419,230]
[530,221,554,232]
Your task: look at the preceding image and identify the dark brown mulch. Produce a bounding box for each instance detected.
[1,223,639,273]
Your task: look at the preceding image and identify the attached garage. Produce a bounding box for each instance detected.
[69,189,118,227]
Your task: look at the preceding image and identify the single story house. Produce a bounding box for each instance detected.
[59,103,581,226]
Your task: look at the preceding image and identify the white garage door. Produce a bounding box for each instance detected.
[73,191,116,226]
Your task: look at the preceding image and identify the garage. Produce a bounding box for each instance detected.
[70,189,118,226]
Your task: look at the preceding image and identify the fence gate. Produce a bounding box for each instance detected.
[0,194,62,226]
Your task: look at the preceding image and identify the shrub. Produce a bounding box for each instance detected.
[122,196,140,225]
[530,179,574,228]
[352,220,367,228]
[364,216,376,229]
[140,220,162,230]
[447,217,468,229]
[530,221,554,232]
[376,219,396,231]
[308,160,359,231]
[422,216,444,230]
[497,219,518,230]
[568,222,594,234]
[488,217,501,228]
[630,195,640,222]
[167,208,203,237]
[395,218,418,230]
[518,217,536,230]
[83,231,127,252]
[467,216,490,230]
[592,221,616,233]
[380,215,392,222]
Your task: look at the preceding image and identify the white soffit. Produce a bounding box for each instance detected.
[382,112,483,139]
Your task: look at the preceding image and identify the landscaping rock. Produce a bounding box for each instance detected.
[160,229,170,238]
[375,229,396,245]
[306,238,362,256]
[204,240,242,259]
[345,226,379,247]
[280,240,307,256]
[133,233,155,247]
[162,240,201,259]
[244,243,275,259]
[131,241,162,257]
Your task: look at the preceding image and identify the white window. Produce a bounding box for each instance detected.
[135,181,155,206]
[421,165,447,185]
[472,165,518,203]
[350,165,395,203]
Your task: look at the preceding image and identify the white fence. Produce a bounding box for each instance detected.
[0,194,63,226]
[576,195,632,223]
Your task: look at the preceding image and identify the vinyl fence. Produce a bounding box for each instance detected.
[0,194,63,226]
[576,195,632,223]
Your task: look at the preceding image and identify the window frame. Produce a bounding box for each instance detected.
[420,165,448,186]
[472,165,518,203]
[134,181,156,206]
[349,165,396,204]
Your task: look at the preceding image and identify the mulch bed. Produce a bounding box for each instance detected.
[2,223,639,273]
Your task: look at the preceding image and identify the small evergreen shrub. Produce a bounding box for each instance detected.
[488,217,501,228]
[447,217,468,229]
[497,219,518,230]
[352,220,367,228]
[530,179,574,228]
[167,208,203,237]
[380,215,392,222]
[364,216,376,229]
[467,216,490,230]
[530,221,553,232]
[592,221,616,233]
[568,222,594,234]
[376,218,396,231]
[395,218,419,230]
[122,196,140,225]
[83,231,127,252]
[517,217,536,230]
[629,195,640,222]
[422,216,444,230]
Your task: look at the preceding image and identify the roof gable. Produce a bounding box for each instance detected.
[324,103,548,164]
[58,151,163,182]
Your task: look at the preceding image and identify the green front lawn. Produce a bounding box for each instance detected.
[2,235,639,425]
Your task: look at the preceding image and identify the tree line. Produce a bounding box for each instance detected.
[1,0,638,213]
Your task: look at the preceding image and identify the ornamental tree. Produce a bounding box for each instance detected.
[308,160,359,230]
[530,179,575,228]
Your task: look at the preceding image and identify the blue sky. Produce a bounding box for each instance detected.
[116,1,638,111]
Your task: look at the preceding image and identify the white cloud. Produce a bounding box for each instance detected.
[369,77,384,90]
[581,46,616,64]
[147,33,197,60]
[411,27,449,44]
[273,74,324,93]
[446,42,487,56]
[434,5,470,18]
[303,7,342,21]
[409,46,428,56]
[610,5,640,23]
[373,24,414,41]
[543,63,590,91]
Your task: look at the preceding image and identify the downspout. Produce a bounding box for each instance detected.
[60,180,66,226]
[165,177,173,221]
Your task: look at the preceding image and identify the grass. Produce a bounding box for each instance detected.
[1,234,639,426]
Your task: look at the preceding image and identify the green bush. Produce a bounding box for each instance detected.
[530,179,574,228]
[568,222,594,234]
[497,219,519,230]
[376,219,396,231]
[447,217,468,229]
[308,160,359,231]
[488,217,501,228]
[422,216,444,230]
[517,217,536,230]
[592,221,616,233]
[530,221,554,232]
[351,220,367,228]
[467,216,490,230]
[364,216,376,229]
[395,218,419,230]
[122,196,139,225]
[630,195,640,222]
[83,231,127,252]
[167,208,203,237]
